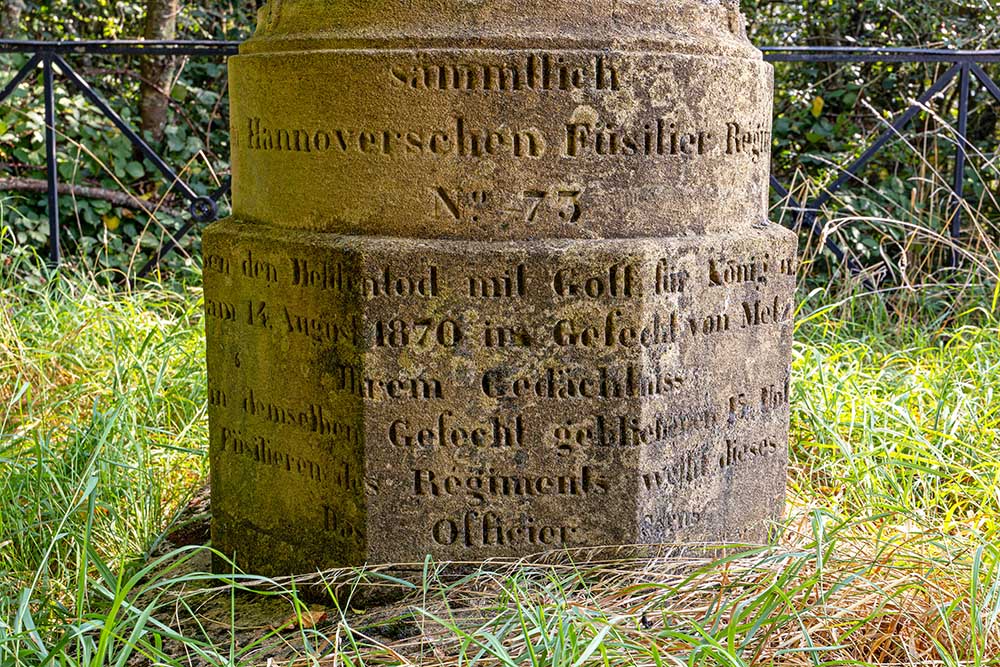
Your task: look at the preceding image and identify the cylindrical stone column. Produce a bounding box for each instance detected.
[205,0,796,574]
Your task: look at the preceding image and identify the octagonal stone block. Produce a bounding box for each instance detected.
[204,219,795,574]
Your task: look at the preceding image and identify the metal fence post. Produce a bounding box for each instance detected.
[42,53,60,267]
[951,63,971,268]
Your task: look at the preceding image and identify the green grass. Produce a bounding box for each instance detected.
[2,237,1000,665]
[792,289,1000,544]
[0,246,210,666]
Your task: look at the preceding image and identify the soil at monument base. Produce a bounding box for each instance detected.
[141,484,771,666]
[143,486,427,666]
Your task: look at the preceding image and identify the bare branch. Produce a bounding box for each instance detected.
[0,177,178,216]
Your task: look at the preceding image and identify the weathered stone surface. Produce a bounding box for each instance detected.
[230,0,772,239]
[206,0,796,575]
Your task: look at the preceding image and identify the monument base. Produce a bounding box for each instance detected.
[204,220,796,576]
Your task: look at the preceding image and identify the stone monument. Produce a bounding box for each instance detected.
[204,0,797,575]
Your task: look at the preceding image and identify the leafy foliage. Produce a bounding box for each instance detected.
[1,0,258,277]
[745,0,1000,278]
[19,0,259,41]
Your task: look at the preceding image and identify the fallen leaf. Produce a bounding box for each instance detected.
[271,609,329,633]
[811,96,825,118]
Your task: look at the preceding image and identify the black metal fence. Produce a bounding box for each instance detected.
[764,47,1000,274]
[0,40,238,279]
[1,40,999,281]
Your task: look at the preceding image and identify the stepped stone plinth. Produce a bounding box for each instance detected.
[204,0,796,574]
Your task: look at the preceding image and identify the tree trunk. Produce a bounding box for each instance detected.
[139,0,179,144]
[0,0,26,38]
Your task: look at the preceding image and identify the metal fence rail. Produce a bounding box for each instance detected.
[0,40,238,279]
[1,41,999,280]
[762,47,1000,273]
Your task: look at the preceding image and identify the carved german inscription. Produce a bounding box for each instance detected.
[389,54,622,92]
[206,224,795,569]
[229,46,777,239]
[208,0,796,576]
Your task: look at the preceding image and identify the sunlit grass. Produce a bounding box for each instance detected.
[0,242,208,666]
[1,232,999,665]
[791,288,1000,545]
